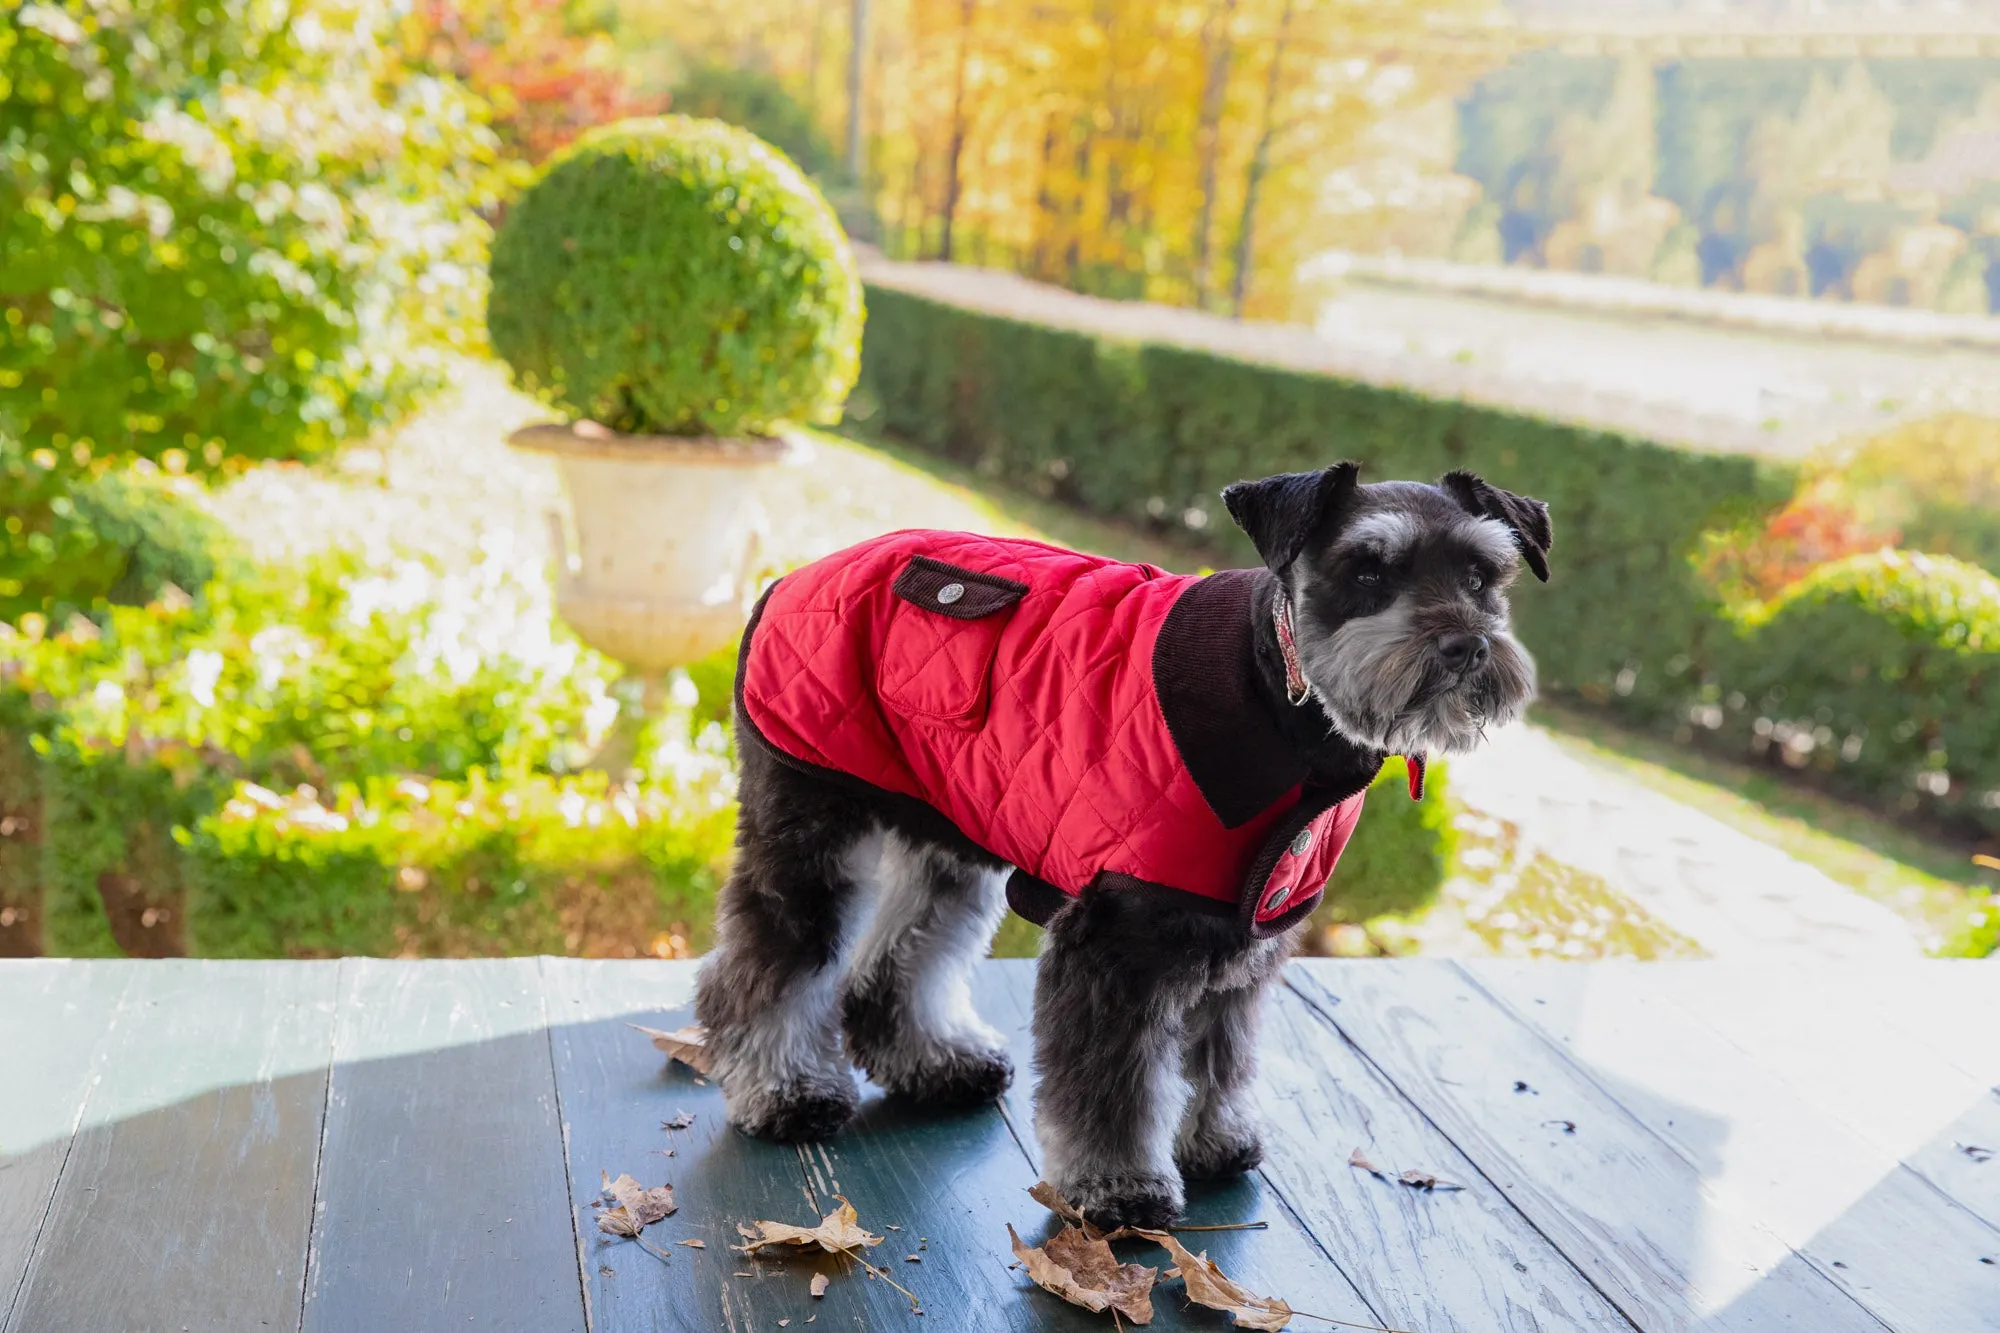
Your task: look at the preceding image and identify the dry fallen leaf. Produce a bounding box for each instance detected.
[678,1239,705,1249]
[661,1111,695,1131]
[599,1206,645,1238]
[1957,1142,1994,1163]
[1132,1229,1291,1331]
[1396,1170,1464,1193]
[1348,1148,1386,1179]
[1007,1223,1156,1323]
[737,1200,885,1256]
[597,1172,675,1235]
[810,1272,830,1298]
[630,1022,714,1075]
[1029,1180,1088,1226]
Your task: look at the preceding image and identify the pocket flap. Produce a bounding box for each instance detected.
[891,556,1028,620]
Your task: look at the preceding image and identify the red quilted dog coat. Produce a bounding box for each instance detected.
[736,530,1399,937]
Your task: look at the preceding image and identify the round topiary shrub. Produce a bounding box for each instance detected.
[488,116,863,438]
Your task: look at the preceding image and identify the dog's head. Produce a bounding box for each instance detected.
[1223,462,1549,756]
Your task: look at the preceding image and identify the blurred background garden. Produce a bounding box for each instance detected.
[2,0,1997,966]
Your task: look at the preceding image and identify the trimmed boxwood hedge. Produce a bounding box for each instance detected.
[1708,551,2000,829]
[856,284,2000,835]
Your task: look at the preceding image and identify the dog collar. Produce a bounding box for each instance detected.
[1272,592,1313,706]
[1272,592,1427,803]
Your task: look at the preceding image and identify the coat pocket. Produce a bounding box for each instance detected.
[877,556,1028,725]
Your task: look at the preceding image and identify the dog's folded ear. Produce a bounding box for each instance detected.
[1221,463,1361,575]
[1439,470,1553,582]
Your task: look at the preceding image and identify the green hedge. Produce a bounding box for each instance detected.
[1707,552,2000,829]
[856,284,2000,835]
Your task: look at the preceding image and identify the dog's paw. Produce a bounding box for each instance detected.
[1176,1127,1264,1180]
[729,1075,857,1144]
[883,1042,1014,1109]
[1063,1173,1184,1231]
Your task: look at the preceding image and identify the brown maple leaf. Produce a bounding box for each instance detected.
[1131,1229,1291,1331]
[597,1172,676,1235]
[810,1272,830,1298]
[1007,1223,1156,1323]
[1029,1179,1089,1226]
[736,1199,884,1256]
[630,1022,714,1075]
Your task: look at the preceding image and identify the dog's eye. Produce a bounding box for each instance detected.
[1355,569,1381,588]
[1466,569,1486,594]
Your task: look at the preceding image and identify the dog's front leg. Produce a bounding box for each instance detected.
[1032,892,1200,1230]
[1175,979,1272,1180]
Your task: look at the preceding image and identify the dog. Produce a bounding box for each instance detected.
[694,462,1549,1229]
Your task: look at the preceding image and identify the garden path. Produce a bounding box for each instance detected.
[207,361,1927,960]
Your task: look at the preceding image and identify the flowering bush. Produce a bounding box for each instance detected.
[2,535,737,957]
[1695,483,1897,607]
[1,0,503,619]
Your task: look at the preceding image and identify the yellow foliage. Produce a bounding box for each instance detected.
[628,0,1505,319]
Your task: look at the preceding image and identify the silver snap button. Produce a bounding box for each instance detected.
[1264,883,1292,912]
[1289,827,1313,858]
[936,582,966,605]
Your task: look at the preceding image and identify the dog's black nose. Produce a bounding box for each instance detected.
[1437,632,1490,673]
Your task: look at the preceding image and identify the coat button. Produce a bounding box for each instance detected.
[1264,883,1292,913]
[937,582,966,605]
[1289,827,1313,857]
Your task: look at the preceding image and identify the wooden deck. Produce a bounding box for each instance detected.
[1,958,1994,1332]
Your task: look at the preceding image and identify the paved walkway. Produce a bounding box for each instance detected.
[1448,724,1923,960]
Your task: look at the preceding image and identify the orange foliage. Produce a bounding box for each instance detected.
[400,0,664,161]
[1699,487,1897,605]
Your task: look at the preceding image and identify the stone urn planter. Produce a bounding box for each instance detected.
[484,114,864,739]
[508,421,786,672]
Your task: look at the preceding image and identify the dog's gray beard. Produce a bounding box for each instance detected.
[1299,602,1537,755]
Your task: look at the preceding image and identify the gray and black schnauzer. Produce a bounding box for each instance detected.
[694,463,1549,1229]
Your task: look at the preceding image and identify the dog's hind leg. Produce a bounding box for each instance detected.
[840,832,1013,1106]
[694,742,882,1143]
[1032,889,1205,1230]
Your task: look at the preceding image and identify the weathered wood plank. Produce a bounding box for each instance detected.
[0,961,132,1329]
[541,958,854,1333]
[1627,963,2000,1234]
[1259,978,1636,1331]
[6,959,338,1333]
[302,957,582,1333]
[970,959,1388,1331]
[1290,960,1888,1332]
[1469,961,2000,1332]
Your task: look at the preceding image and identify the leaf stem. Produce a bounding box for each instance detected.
[1166,1220,1269,1232]
[1289,1308,1414,1333]
[845,1246,922,1313]
[634,1238,674,1267]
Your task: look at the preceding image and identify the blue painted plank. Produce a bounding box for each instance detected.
[0,961,132,1330]
[5,960,338,1333]
[542,958,851,1333]
[302,958,583,1333]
